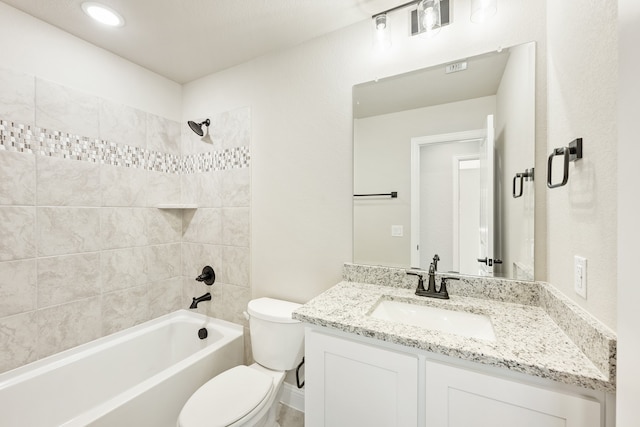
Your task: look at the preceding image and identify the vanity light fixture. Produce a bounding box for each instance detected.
[81,2,125,27]
[373,13,392,50]
[470,0,497,23]
[372,0,450,45]
[417,0,442,37]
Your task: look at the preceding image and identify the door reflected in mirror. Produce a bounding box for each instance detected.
[353,42,535,280]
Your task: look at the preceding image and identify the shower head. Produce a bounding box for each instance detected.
[187,118,210,137]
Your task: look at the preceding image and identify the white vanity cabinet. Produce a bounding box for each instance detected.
[305,327,611,427]
[425,361,601,427]
[305,328,419,427]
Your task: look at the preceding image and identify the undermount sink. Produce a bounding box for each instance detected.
[369,299,496,341]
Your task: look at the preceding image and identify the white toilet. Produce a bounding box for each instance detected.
[178,297,305,427]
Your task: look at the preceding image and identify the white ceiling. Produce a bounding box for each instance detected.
[2,0,398,84]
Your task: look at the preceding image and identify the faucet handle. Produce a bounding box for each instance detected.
[438,276,460,299]
[406,271,426,292]
[195,266,216,286]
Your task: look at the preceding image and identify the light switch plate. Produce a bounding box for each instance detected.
[391,225,403,237]
[574,256,587,299]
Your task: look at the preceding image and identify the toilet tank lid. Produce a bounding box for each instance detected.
[247,297,302,323]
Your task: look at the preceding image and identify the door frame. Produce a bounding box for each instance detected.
[410,129,485,268]
[452,155,480,273]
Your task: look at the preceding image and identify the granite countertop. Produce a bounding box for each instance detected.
[293,279,616,393]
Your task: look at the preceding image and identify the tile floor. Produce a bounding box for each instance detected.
[278,404,304,427]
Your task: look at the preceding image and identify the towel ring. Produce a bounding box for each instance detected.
[512,168,534,198]
[547,138,583,189]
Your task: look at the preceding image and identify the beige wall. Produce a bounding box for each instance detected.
[546,0,618,329]
[617,0,639,423]
[183,0,547,304]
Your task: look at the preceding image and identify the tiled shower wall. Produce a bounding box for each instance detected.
[180,108,252,329]
[0,68,251,374]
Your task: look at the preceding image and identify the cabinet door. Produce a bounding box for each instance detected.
[425,361,601,427]
[306,330,419,427]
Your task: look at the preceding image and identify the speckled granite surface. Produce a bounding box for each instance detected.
[294,264,617,393]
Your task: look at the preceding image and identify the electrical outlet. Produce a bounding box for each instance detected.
[574,256,587,299]
[391,225,403,237]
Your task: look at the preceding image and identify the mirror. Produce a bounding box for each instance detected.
[353,42,535,280]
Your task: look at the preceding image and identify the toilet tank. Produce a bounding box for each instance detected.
[247,298,304,371]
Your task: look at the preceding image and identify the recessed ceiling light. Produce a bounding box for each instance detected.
[81,2,125,27]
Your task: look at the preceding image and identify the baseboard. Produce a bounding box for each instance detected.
[280,382,305,413]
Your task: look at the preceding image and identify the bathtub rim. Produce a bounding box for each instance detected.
[0,309,244,390]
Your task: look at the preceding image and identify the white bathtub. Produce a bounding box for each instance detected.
[0,310,244,427]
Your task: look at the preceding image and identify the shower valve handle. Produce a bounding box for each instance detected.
[195,266,216,286]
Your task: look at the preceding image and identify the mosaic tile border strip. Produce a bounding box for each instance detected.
[0,120,250,174]
[182,147,251,173]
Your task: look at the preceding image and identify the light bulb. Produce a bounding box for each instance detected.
[418,0,441,38]
[81,2,125,27]
[372,14,391,50]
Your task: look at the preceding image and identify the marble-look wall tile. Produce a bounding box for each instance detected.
[100,207,147,249]
[182,122,219,154]
[101,247,148,293]
[149,277,183,318]
[0,207,35,261]
[221,207,250,247]
[221,246,250,288]
[102,286,150,335]
[0,312,38,374]
[146,208,182,245]
[101,165,147,207]
[182,208,222,244]
[147,114,180,155]
[0,95,252,375]
[36,156,101,206]
[221,167,250,207]
[0,259,36,317]
[146,171,180,206]
[35,79,99,138]
[99,99,146,149]
[211,107,251,150]
[36,297,101,359]
[206,282,250,326]
[37,207,100,256]
[181,243,223,279]
[0,151,36,206]
[144,243,181,282]
[37,253,101,308]
[181,171,222,208]
[0,68,35,125]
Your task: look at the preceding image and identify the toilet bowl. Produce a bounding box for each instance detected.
[178,298,304,427]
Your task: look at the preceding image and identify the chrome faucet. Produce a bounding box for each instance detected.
[189,292,212,309]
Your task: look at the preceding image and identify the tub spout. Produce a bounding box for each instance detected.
[190,293,212,309]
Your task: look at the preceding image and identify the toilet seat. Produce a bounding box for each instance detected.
[178,365,273,427]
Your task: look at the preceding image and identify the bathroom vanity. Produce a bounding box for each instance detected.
[293,264,616,427]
